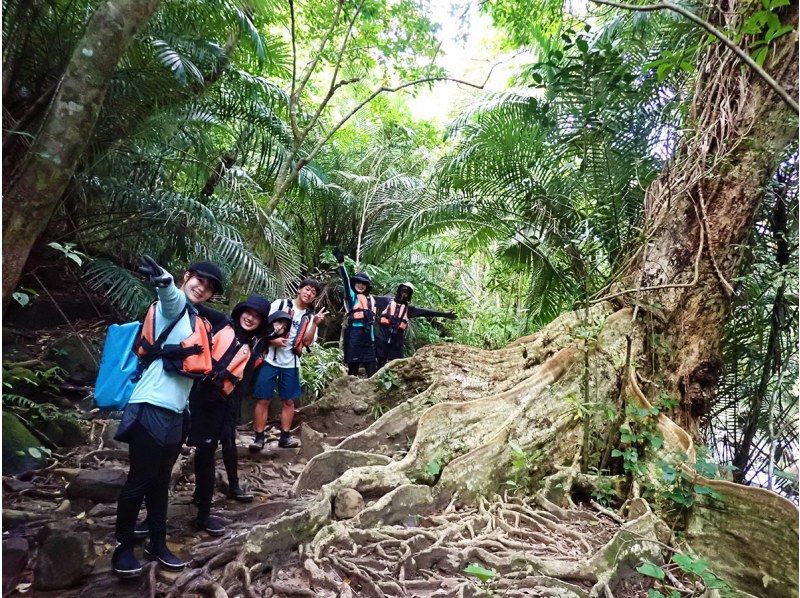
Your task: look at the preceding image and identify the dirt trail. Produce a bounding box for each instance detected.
[3,424,322,597]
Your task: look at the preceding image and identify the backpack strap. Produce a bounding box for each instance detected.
[138,304,189,365]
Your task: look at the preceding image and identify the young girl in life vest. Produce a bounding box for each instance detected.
[112,256,222,579]
[186,298,291,536]
[333,248,378,377]
[374,282,457,368]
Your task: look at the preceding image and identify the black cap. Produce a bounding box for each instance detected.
[350,272,372,294]
[187,260,224,293]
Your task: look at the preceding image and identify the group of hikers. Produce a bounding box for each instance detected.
[109,251,456,578]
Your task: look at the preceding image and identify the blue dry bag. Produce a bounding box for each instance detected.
[94,322,141,410]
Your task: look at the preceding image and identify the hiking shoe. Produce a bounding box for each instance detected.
[111,544,142,578]
[133,519,149,540]
[278,431,300,449]
[226,484,254,503]
[194,515,226,536]
[249,431,266,451]
[143,542,187,571]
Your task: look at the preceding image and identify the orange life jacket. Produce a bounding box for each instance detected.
[379,300,409,331]
[276,300,314,357]
[348,294,376,324]
[209,325,251,396]
[135,302,212,379]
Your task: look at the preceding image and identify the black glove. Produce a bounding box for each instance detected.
[137,255,171,288]
[446,311,457,320]
[332,247,345,264]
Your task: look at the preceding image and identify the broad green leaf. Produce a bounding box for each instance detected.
[636,560,665,580]
[464,563,497,582]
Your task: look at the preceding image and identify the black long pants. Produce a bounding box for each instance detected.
[221,437,238,485]
[194,436,240,518]
[194,441,217,520]
[115,425,181,546]
[348,361,377,377]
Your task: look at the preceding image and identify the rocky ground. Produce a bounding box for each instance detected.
[3,300,710,598]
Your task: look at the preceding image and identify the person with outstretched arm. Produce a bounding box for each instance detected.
[131,299,292,538]
[374,282,457,368]
[112,257,222,578]
[333,248,379,377]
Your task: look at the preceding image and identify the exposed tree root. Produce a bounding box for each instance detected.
[190,303,795,597]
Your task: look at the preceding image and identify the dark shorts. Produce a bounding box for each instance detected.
[376,326,406,361]
[253,363,302,403]
[344,325,376,364]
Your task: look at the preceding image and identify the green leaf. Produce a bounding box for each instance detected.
[671,552,695,570]
[636,560,665,580]
[650,435,663,449]
[611,449,623,457]
[28,447,42,459]
[464,563,497,583]
[754,47,769,67]
[647,590,665,598]
[576,38,589,53]
[424,460,441,476]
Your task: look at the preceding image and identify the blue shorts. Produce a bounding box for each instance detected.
[253,363,302,403]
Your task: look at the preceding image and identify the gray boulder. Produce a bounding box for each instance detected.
[66,468,126,502]
[2,536,29,593]
[334,488,365,519]
[33,527,95,590]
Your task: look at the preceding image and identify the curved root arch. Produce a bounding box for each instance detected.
[232,304,797,597]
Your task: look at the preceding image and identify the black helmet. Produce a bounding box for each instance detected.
[350,272,372,294]
[231,295,271,332]
[187,260,224,294]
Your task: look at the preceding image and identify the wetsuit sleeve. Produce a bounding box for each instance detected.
[374,295,391,313]
[155,273,186,320]
[339,264,355,310]
[195,303,230,332]
[407,304,453,319]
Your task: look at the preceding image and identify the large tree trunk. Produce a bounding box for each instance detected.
[616,1,798,434]
[1,0,163,302]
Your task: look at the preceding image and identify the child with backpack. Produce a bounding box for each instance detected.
[112,256,222,578]
[374,282,457,368]
[250,278,327,450]
[333,248,378,377]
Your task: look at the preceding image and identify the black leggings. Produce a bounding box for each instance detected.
[348,361,377,377]
[115,425,181,546]
[194,436,240,518]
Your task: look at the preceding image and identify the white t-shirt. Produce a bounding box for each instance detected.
[265,298,317,369]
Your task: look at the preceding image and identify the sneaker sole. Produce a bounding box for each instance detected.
[112,566,143,578]
[193,521,226,537]
[143,548,187,572]
[229,495,254,503]
[132,530,149,540]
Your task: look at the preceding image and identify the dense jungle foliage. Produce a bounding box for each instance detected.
[2,0,797,503]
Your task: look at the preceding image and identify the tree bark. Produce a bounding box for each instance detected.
[2,0,163,302]
[615,1,798,433]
